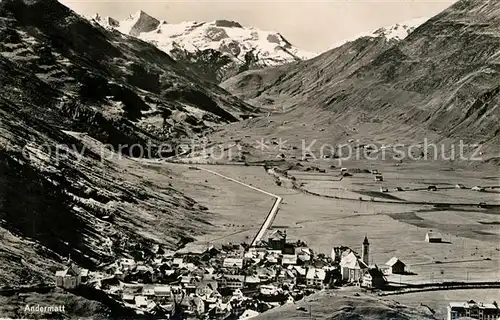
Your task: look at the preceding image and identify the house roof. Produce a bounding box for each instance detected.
[449,301,498,310]
[223,258,243,268]
[426,231,442,239]
[386,257,405,267]
[268,230,286,240]
[282,254,297,265]
[305,268,326,280]
[223,275,245,282]
[134,295,148,306]
[293,266,307,276]
[55,270,66,277]
[340,252,368,269]
[244,276,260,284]
[241,309,260,318]
[154,286,171,294]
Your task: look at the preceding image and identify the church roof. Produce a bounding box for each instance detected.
[386,257,405,267]
[363,235,369,245]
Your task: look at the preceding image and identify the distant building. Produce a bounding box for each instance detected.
[260,284,278,295]
[240,309,260,319]
[134,295,148,308]
[425,231,442,243]
[427,185,438,191]
[268,230,286,251]
[447,300,499,320]
[471,186,486,192]
[340,252,368,283]
[362,268,387,289]
[223,258,244,269]
[385,257,406,274]
[195,281,218,297]
[371,169,380,174]
[394,187,404,191]
[218,275,245,290]
[374,175,384,182]
[282,254,297,266]
[455,184,466,189]
[120,258,136,271]
[296,247,312,263]
[55,264,82,289]
[305,268,326,288]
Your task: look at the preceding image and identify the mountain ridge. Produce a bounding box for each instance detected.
[88,11,316,83]
[219,0,500,164]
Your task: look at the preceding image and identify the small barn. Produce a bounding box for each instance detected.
[385,257,406,274]
[425,230,442,243]
[455,184,466,189]
[374,175,384,182]
[427,185,438,191]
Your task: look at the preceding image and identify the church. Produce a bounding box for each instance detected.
[339,236,386,288]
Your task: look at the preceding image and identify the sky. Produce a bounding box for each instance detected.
[59,0,456,52]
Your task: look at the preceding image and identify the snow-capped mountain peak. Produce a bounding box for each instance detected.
[88,11,316,82]
[330,17,428,49]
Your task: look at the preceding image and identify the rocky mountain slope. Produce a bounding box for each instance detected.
[0,0,253,290]
[89,11,315,83]
[330,17,428,49]
[220,0,500,164]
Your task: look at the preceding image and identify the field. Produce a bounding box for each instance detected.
[162,161,499,285]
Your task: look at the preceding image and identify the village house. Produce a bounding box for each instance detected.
[55,264,86,289]
[134,295,150,308]
[340,252,368,284]
[260,284,279,295]
[426,230,442,243]
[120,258,136,271]
[385,257,406,274]
[427,185,438,191]
[154,285,172,299]
[195,281,218,297]
[281,254,297,266]
[243,276,261,289]
[374,175,384,182]
[471,186,486,192]
[455,184,466,189]
[305,268,326,288]
[223,257,244,270]
[296,247,312,263]
[218,275,245,290]
[362,268,387,289]
[447,300,499,320]
[268,230,287,252]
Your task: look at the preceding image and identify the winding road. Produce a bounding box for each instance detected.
[195,166,282,247]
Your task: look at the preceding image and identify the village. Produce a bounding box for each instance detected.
[52,162,500,320]
[54,229,412,319]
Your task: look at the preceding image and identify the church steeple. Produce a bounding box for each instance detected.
[362,235,370,265]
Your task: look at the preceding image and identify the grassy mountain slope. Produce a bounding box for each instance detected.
[0,0,255,289]
[220,0,500,163]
